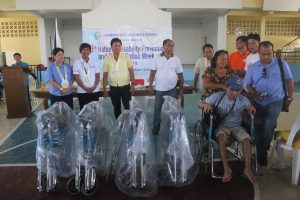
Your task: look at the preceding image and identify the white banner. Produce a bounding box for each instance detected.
[82,27,172,80]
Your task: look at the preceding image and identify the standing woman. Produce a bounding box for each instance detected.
[202,50,233,97]
[73,43,101,110]
[102,38,135,119]
[47,48,74,109]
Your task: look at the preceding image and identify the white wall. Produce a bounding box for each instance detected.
[172,23,203,65]
[62,21,82,64]
[263,0,300,11]
[16,0,93,10]
[82,0,171,28]
[202,17,218,50]
[37,17,48,65]
[152,0,242,9]
[217,15,227,50]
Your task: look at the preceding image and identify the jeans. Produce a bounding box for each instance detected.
[152,86,177,134]
[254,99,283,164]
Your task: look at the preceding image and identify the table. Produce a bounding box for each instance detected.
[32,86,194,109]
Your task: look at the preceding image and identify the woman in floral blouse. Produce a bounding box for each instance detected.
[202,50,233,96]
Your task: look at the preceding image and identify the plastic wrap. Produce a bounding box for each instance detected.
[36,101,78,178]
[114,97,157,197]
[77,98,113,177]
[158,96,198,187]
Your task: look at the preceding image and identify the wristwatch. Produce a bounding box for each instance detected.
[287,96,293,101]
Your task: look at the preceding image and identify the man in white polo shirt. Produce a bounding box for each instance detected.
[149,39,184,135]
[245,33,260,71]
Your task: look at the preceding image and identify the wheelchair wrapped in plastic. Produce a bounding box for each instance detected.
[194,107,258,178]
[113,97,157,197]
[66,99,113,196]
[36,102,78,192]
[158,96,199,187]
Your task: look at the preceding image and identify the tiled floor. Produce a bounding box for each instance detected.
[0,92,300,199]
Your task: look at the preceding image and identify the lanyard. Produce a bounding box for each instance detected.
[55,65,67,82]
[81,60,90,75]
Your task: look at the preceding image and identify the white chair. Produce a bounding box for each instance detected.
[270,118,300,185]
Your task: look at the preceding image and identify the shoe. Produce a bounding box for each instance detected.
[272,162,288,170]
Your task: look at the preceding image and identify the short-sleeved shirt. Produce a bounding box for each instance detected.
[150,53,183,91]
[12,61,30,86]
[206,91,250,128]
[73,58,100,93]
[228,50,250,71]
[47,62,73,96]
[194,57,211,75]
[194,57,211,91]
[244,58,293,106]
[202,67,233,96]
[102,53,133,87]
[245,53,260,71]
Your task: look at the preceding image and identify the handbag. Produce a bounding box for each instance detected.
[278,58,291,112]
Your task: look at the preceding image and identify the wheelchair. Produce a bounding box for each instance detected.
[36,102,78,192]
[194,109,258,179]
[66,100,113,196]
[158,96,198,187]
[114,98,157,197]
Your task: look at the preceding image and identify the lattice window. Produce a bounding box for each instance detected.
[227,16,261,35]
[265,18,300,36]
[0,18,38,38]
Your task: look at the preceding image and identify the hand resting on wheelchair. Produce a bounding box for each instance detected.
[197,76,256,184]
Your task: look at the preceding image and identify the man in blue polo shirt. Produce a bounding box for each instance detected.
[245,41,294,167]
[12,53,36,109]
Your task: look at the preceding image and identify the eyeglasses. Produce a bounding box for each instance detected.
[261,68,267,78]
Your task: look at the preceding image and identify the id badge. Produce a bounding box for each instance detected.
[83,75,90,83]
[61,80,69,88]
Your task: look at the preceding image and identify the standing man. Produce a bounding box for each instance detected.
[73,43,101,110]
[12,53,37,109]
[245,33,260,71]
[245,41,294,166]
[228,36,250,77]
[193,43,214,94]
[149,39,184,135]
[102,38,135,119]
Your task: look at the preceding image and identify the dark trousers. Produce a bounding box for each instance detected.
[26,86,32,110]
[77,92,101,110]
[50,94,73,109]
[110,84,131,119]
[254,99,283,165]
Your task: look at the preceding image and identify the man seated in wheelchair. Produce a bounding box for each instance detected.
[197,76,256,183]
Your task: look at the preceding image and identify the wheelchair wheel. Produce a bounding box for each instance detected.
[66,176,80,195]
[194,120,209,162]
[81,179,98,196]
[39,174,47,192]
